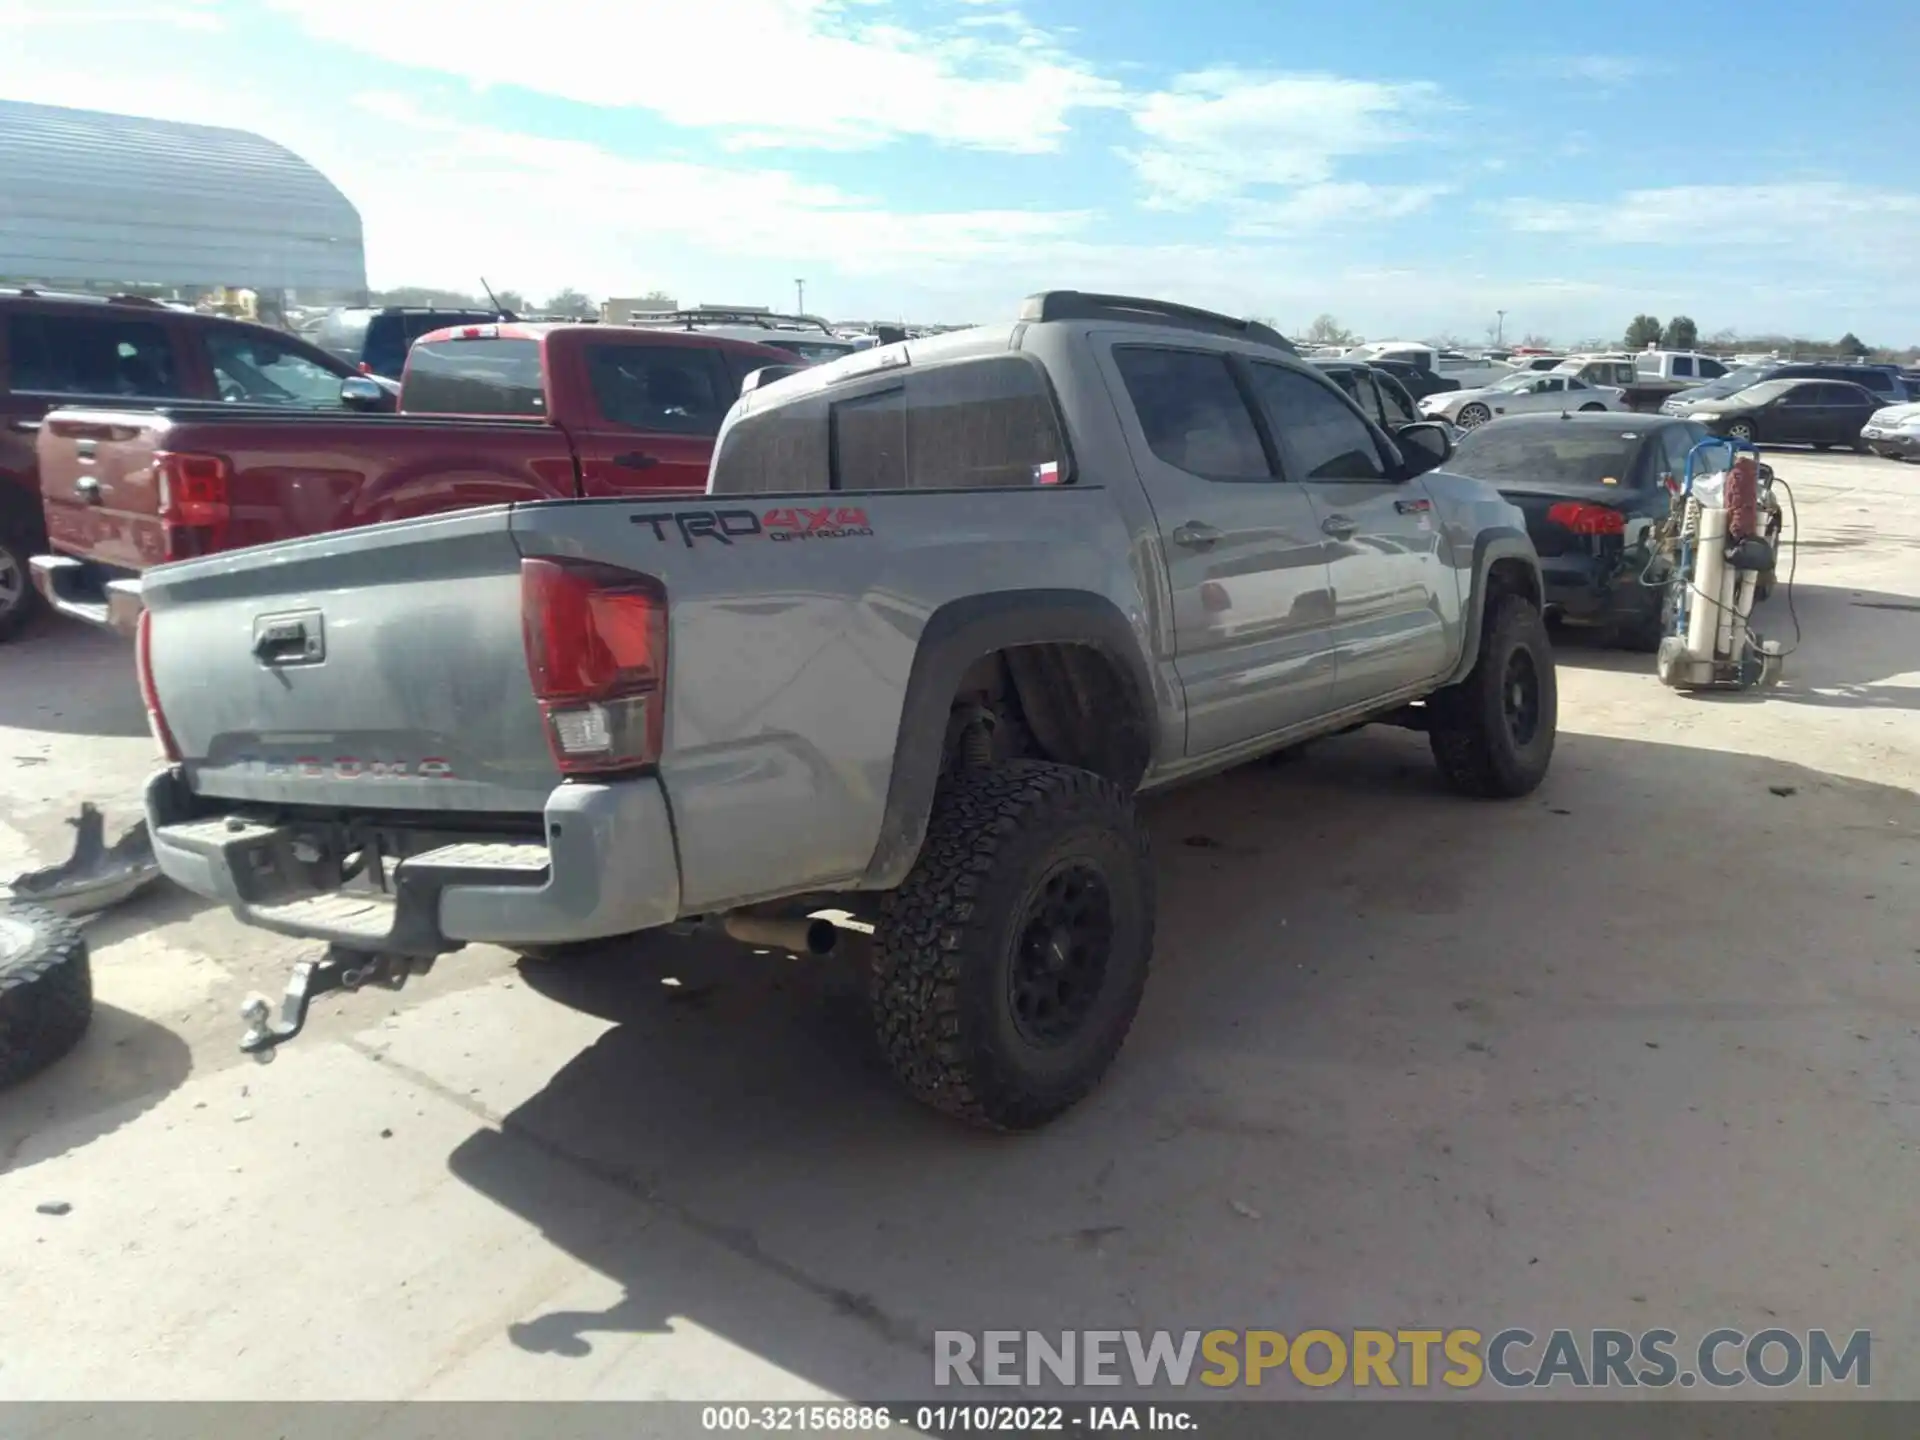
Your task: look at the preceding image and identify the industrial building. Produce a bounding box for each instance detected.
[0,99,364,296]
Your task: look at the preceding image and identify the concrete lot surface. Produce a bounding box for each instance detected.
[1,450,1915,1400]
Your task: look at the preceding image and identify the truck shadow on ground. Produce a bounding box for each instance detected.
[444,727,1920,1397]
[0,613,149,739]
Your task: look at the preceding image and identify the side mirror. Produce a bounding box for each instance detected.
[340,375,389,411]
[1394,421,1453,478]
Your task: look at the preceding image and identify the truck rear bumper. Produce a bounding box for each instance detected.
[145,767,683,955]
[30,555,144,637]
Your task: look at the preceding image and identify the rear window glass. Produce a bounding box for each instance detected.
[711,394,831,494]
[314,310,372,365]
[585,343,731,435]
[1113,346,1269,480]
[713,355,1066,494]
[1450,427,1646,488]
[5,313,182,397]
[762,339,857,364]
[401,338,545,415]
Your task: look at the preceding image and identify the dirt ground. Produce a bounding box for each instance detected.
[1,449,1915,1401]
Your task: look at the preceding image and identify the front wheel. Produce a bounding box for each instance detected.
[1456,403,1491,429]
[1429,595,1558,798]
[1578,402,1606,412]
[872,761,1154,1130]
[1726,420,1756,442]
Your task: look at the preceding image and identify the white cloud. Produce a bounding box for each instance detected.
[1228,182,1451,236]
[1534,54,1660,88]
[266,0,1124,154]
[1496,182,1920,254]
[1121,69,1441,208]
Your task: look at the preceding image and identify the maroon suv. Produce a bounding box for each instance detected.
[0,288,385,641]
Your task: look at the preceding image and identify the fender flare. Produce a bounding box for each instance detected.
[1445,527,1542,686]
[857,589,1157,889]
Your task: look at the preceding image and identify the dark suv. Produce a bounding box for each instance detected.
[313,306,504,380]
[0,288,385,641]
[1664,361,1909,415]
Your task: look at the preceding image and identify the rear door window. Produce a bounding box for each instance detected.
[1374,372,1418,426]
[5,313,183,398]
[402,338,545,415]
[1672,356,1695,378]
[1698,357,1727,378]
[584,342,733,435]
[1112,346,1270,480]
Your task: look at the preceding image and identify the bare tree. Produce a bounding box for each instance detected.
[1519,332,1553,349]
[542,287,596,319]
[1305,313,1357,346]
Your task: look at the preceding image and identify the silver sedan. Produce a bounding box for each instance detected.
[1420,370,1628,429]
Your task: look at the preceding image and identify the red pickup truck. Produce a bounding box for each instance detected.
[31,322,801,635]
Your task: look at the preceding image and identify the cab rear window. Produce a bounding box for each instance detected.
[401,338,545,415]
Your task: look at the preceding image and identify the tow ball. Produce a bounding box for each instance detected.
[238,947,436,1063]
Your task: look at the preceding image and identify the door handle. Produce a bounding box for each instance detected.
[611,451,659,470]
[5,418,39,433]
[76,476,102,506]
[1394,497,1432,514]
[1321,514,1358,538]
[1171,522,1221,549]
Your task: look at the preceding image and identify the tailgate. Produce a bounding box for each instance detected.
[37,410,169,570]
[143,507,558,813]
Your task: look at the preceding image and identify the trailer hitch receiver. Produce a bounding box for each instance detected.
[238,947,435,1063]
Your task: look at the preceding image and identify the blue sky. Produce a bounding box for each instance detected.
[7,0,1919,341]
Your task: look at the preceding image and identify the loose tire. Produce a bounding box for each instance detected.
[872,760,1153,1130]
[0,901,93,1089]
[1429,594,1557,798]
[1457,403,1491,429]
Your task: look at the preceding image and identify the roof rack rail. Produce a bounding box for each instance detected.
[639,308,836,336]
[1018,291,1297,354]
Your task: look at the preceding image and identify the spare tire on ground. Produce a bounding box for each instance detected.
[0,901,93,1089]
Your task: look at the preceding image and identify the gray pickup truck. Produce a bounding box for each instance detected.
[137,291,1555,1130]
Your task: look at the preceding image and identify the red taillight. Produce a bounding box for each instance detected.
[520,558,666,775]
[135,610,182,762]
[1546,501,1625,536]
[155,451,231,527]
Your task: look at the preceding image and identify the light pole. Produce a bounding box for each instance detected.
[1496,310,1506,347]
[795,278,806,315]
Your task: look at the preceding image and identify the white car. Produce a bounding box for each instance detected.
[1861,401,1920,462]
[1419,370,1628,429]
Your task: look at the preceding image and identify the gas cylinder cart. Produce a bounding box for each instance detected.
[1653,437,1792,691]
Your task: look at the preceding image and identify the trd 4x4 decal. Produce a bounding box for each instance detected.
[631,506,874,546]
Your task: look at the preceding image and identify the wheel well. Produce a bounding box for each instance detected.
[945,643,1150,793]
[1485,555,1541,611]
[0,476,47,543]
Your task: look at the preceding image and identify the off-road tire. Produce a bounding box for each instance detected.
[0,512,46,644]
[1429,594,1557,798]
[871,760,1153,1130]
[0,901,93,1089]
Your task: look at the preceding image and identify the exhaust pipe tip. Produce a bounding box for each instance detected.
[720,912,840,956]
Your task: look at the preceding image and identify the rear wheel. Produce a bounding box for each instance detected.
[1457,403,1491,429]
[1578,402,1605,412]
[0,508,46,645]
[1429,595,1558,798]
[1726,420,1756,442]
[871,761,1154,1130]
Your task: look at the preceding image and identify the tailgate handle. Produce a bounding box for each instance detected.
[1395,497,1432,514]
[76,476,102,505]
[252,612,326,666]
